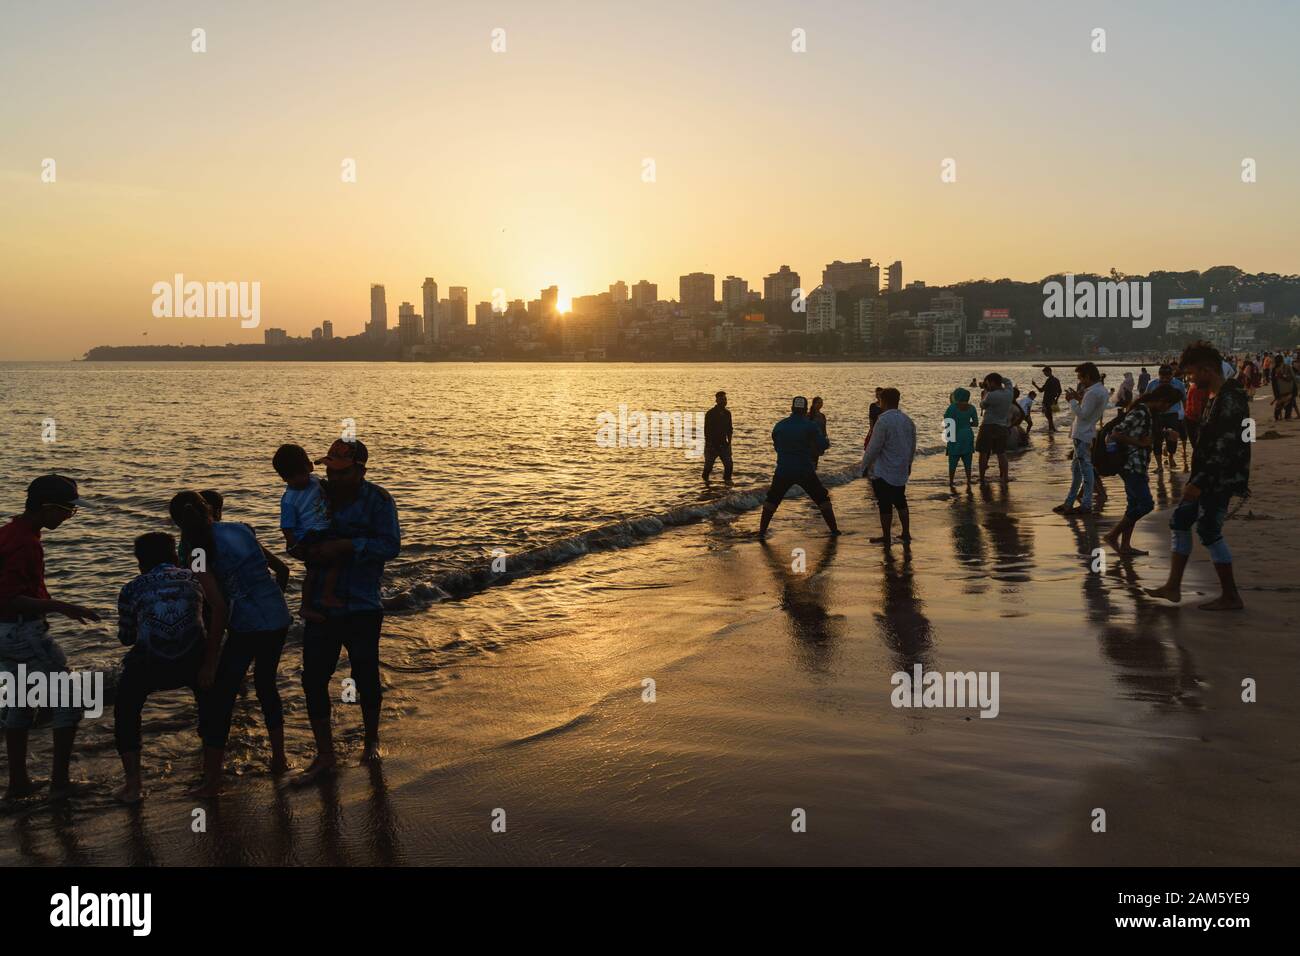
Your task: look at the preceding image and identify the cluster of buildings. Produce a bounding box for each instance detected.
[261,257,1031,359]
[1164,306,1262,353]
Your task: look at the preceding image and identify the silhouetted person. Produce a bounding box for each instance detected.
[1032,366,1062,432]
[702,391,733,484]
[863,387,916,546]
[757,397,839,539]
[0,476,100,802]
[1145,341,1250,611]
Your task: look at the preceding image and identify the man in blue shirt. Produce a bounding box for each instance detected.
[297,439,401,781]
[757,397,840,540]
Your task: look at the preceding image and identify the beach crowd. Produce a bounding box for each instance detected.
[1,340,1293,805]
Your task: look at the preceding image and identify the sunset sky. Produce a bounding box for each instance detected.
[2,0,1297,359]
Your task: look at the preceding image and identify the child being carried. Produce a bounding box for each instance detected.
[273,443,344,622]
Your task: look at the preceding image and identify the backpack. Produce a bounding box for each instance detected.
[1091,413,1127,477]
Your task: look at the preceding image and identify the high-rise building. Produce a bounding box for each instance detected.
[312,327,322,341]
[609,281,628,306]
[630,280,657,310]
[886,260,903,293]
[368,284,387,340]
[930,292,965,316]
[918,293,966,356]
[540,285,559,317]
[398,302,421,347]
[571,292,611,316]
[853,297,888,351]
[475,301,495,326]
[321,320,334,340]
[764,265,801,312]
[822,258,878,293]
[721,275,749,312]
[264,327,288,346]
[448,286,469,328]
[422,278,439,342]
[805,286,838,335]
[679,272,715,314]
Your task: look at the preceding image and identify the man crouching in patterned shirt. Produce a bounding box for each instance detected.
[1145,340,1252,610]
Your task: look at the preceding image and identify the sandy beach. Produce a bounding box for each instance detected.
[4,398,1295,867]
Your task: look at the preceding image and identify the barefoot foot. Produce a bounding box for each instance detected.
[113,781,144,805]
[290,755,337,787]
[2,779,43,802]
[1143,584,1182,603]
[1198,595,1245,611]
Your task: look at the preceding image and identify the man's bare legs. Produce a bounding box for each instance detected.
[1200,562,1244,610]
[113,750,144,804]
[4,729,36,800]
[1144,551,1189,603]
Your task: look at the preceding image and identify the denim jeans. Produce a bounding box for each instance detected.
[1170,493,1232,563]
[1121,470,1154,521]
[200,627,288,748]
[1064,438,1095,509]
[302,612,383,723]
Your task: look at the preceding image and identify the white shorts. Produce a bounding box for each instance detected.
[0,618,83,730]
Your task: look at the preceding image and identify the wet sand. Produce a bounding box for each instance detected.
[4,411,1297,865]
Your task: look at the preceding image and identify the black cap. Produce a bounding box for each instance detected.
[315,438,368,469]
[27,474,86,509]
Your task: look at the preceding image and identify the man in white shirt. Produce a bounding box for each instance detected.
[862,387,917,546]
[1053,361,1110,515]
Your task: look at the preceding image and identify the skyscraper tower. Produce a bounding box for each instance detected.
[449,286,468,328]
[422,277,439,342]
[369,284,387,339]
[887,260,903,293]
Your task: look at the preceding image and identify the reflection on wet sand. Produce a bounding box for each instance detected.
[950,484,1036,601]
[1062,516,1201,712]
[872,550,935,674]
[760,539,843,675]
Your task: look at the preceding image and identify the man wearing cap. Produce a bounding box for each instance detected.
[296,439,400,781]
[757,397,840,540]
[0,475,101,801]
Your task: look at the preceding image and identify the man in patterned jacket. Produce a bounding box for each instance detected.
[1145,341,1252,610]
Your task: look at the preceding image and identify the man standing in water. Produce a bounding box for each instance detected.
[702,391,733,485]
[0,475,100,801]
[298,439,401,781]
[757,397,839,540]
[1145,342,1251,611]
[976,373,1014,485]
[1032,366,1062,432]
[862,388,917,546]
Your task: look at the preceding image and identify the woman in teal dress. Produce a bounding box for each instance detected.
[945,387,979,487]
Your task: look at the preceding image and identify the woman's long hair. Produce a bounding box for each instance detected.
[169,490,216,572]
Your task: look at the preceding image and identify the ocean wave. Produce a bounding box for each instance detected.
[382,444,955,612]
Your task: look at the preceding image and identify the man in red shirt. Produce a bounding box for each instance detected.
[0,475,100,801]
